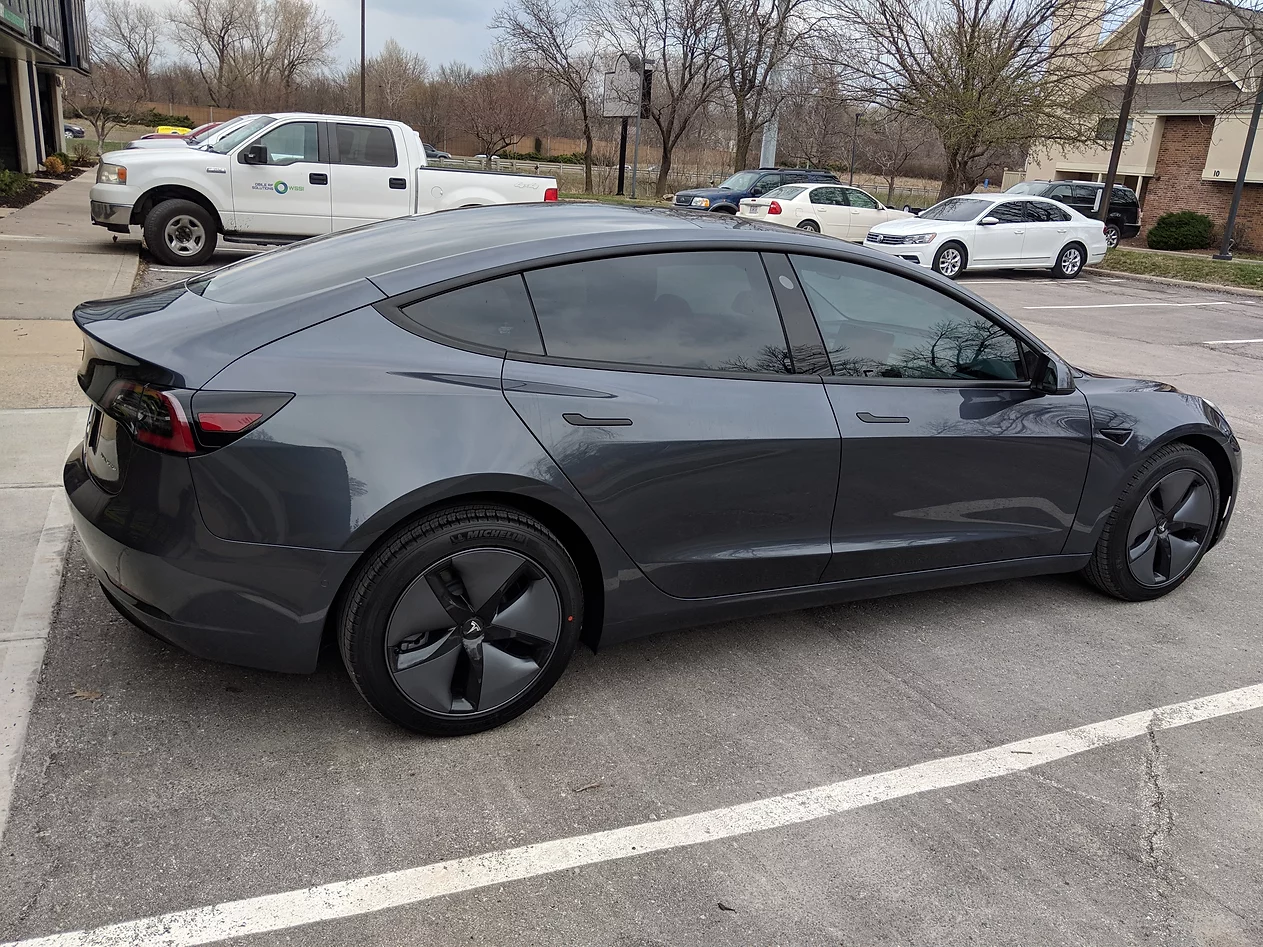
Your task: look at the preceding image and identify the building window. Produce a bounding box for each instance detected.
[1096,116,1135,142]
[1140,44,1176,70]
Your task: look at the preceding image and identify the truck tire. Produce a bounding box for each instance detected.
[144,199,217,267]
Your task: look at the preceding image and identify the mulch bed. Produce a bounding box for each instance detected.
[38,166,92,181]
[0,181,57,209]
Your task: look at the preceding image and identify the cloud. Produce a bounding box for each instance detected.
[317,0,500,68]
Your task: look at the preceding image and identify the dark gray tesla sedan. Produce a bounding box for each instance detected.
[65,204,1240,735]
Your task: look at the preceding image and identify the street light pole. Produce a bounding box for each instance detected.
[1099,0,1157,235]
[849,111,860,186]
[359,0,366,116]
[1214,79,1263,261]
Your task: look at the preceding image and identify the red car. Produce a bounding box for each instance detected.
[137,121,221,142]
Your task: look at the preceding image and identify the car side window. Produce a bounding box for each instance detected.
[846,189,880,210]
[789,255,1026,382]
[1025,202,1054,223]
[400,275,543,354]
[335,123,398,167]
[751,174,782,195]
[1072,184,1099,203]
[524,252,792,374]
[987,201,1026,224]
[1048,184,1074,201]
[812,187,844,206]
[1044,203,1072,222]
[253,122,318,166]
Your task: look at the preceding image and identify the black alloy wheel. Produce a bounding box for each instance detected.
[1125,469,1215,588]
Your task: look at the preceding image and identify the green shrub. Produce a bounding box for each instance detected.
[0,169,32,197]
[134,108,194,128]
[1147,210,1214,251]
[499,150,586,164]
[52,151,72,166]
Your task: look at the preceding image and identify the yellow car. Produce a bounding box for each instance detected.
[154,125,191,136]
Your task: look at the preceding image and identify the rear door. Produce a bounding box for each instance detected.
[229,120,332,236]
[1020,200,1071,265]
[329,121,413,231]
[499,250,840,598]
[971,200,1027,266]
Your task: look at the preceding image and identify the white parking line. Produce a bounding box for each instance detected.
[1204,338,1263,345]
[959,279,1056,285]
[7,682,1262,947]
[1024,301,1231,310]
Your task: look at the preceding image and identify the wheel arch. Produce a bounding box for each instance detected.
[1171,431,1237,533]
[132,185,224,231]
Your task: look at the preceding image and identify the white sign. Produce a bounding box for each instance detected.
[603,55,641,119]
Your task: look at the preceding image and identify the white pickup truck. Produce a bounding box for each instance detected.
[90,112,559,266]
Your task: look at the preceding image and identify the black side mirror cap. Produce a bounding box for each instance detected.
[239,144,268,165]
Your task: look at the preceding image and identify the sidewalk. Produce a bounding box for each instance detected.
[0,173,139,834]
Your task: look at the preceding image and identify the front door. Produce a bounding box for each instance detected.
[787,253,1092,580]
[329,121,412,231]
[971,199,1027,266]
[504,250,840,599]
[230,120,332,236]
[807,185,848,239]
[840,187,886,242]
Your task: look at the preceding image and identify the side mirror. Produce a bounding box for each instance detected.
[240,144,268,165]
[1033,354,1076,395]
[979,216,1000,226]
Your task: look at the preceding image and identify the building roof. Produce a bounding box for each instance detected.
[1169,0,1263,83]
[1087,80,1246,113]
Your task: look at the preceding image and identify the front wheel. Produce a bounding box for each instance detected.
[933,242,966,279]
[1082,444,1220,601]
[1052,242,1085,279]
[338,504,584,736]
[797,220,820,233]
[144,198,217,266]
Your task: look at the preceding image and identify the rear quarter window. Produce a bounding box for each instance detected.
[399,275,543,354]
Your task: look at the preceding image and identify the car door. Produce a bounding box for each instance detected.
[329,121,413,231]
[497,250,840,599]
[840,187,887,242]
[807,186,847,238]
[787,253,1092,580]
[1019,200,1070,265]
[970,200,1027,266]
[229,120,332,236]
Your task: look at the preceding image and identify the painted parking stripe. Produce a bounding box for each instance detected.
[6,682,1262,947]
[1024,301,1231,310]
[1204,338,1263,345]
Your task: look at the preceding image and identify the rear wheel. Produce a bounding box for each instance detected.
[797,220,820,233]
[1052,242,1086,279]
[144,198,217,266]
[338,504,583,736]
[1104,223,1121,248]
[1083,444,1219,601]
[933,242,966,279]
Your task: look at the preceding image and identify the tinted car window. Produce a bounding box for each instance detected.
[987,201,1026,224]
[336,123,398,167]
[790,255,1025,382]
[1045,203,1072,222]
[255,122,318,165]
[751,174,783,195]
[1112,185,1139,206]
[400,275,542,354]
[1048,184,1075,200]
[1072,184,1099,203]
[1025,201,1054,222]
[525,252,791,374]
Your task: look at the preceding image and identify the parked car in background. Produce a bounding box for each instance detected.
[674,168,839,214]
[137,121,221,142]
[738,183,913,241]
[127,116,258,151]
[423,142,451,161]
[1005,180,1141,248]
[90,112,559,266]
[63,123,85,139]
[865,193,1109,279]
[65,203,1239,735]
[154,125,192,136]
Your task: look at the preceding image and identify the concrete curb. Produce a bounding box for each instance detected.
[1086,266,1263,299]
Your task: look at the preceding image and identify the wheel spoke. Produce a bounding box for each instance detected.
[1129,530,1159,582]
[1154,534,1173,582]
[392,631,462,712]
[487,579,561,644]
[1155,470,1196,516]
[476,643,542,711]
[451,550,529,617]
[425,564,475,624]
[386,574,455,646]
[459,637,484,712]
[1166,534,1201,579]
[1170,482,1214,532]
[1128,497,1158,547]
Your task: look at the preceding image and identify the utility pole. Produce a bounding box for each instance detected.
[359,0,366,116]
[1098,0,1157,235]
[1214,80,1263,260]
[849,111,860,186]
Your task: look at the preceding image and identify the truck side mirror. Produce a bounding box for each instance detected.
[240,144,268,165]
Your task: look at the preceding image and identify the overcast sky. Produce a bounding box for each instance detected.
[315,0,500,69]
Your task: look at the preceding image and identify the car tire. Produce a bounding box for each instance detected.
[1082,444,1220,602]
[1104,223,1121,248]
[338,503,584,736]
[797,220,820,233]
[144,198,217,267]
[710,205,737,215]
[1052,242,1086,279]
[932,242,966,279]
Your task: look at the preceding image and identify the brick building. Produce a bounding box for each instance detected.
[1026,0,1263,243]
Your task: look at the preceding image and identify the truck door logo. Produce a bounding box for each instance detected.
[274,180,289,194]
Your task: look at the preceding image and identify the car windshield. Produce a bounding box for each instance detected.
[765,185,807,200]
[919,197,992,221]
[718,171,761,191]
[1004,182,1043,195]
[206,116,275,154]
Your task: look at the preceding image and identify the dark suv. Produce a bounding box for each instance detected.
[1006,180,1141,247]
[674,168,840,214]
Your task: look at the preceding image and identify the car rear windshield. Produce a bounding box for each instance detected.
[207,116,275,154]
[918,198,990,221]
[764,185,807,200]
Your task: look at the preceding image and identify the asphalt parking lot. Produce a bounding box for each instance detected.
[2,259,1261,946]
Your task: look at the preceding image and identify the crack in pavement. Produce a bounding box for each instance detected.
[1142,721,1177,943]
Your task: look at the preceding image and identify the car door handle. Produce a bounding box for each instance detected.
[856,412,909,424]
[308,172,328,185]
[389,177,407,189]
[563,413,632,427]
[1013,229,1024,234]
[1057,228,1068,233]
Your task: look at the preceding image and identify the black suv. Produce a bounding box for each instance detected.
[674,168,840,214]
[1005,180,1141,247]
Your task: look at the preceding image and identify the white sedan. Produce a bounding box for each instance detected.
[737,183,912,241]
[863,193,1108,279]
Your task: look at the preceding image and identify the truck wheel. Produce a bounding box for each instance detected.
[145,199,217,267]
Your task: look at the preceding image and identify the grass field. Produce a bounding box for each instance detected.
[1093,247,1263,291]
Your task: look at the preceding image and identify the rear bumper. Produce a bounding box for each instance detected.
[65,443,360,674]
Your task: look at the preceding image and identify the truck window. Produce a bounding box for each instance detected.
[208,115,275,154]
[255,122,319,166]
[335,124,398,167]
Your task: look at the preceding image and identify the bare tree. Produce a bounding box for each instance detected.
[494,0,600,191]
[65,58,145,152]
[166,0,251,107]
[715,0,812,171]
[241,0,341,109]
[861,110,928,201]
[458,59,549,167]
[776,58,850,167]
[600,0,727,196]
[91,0,163,98]
[821,0,1126,200]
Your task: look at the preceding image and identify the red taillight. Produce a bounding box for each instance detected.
[103,380,197,454]
[544,187,559,202]
[768,200,782,215]
[196,412,262,433]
